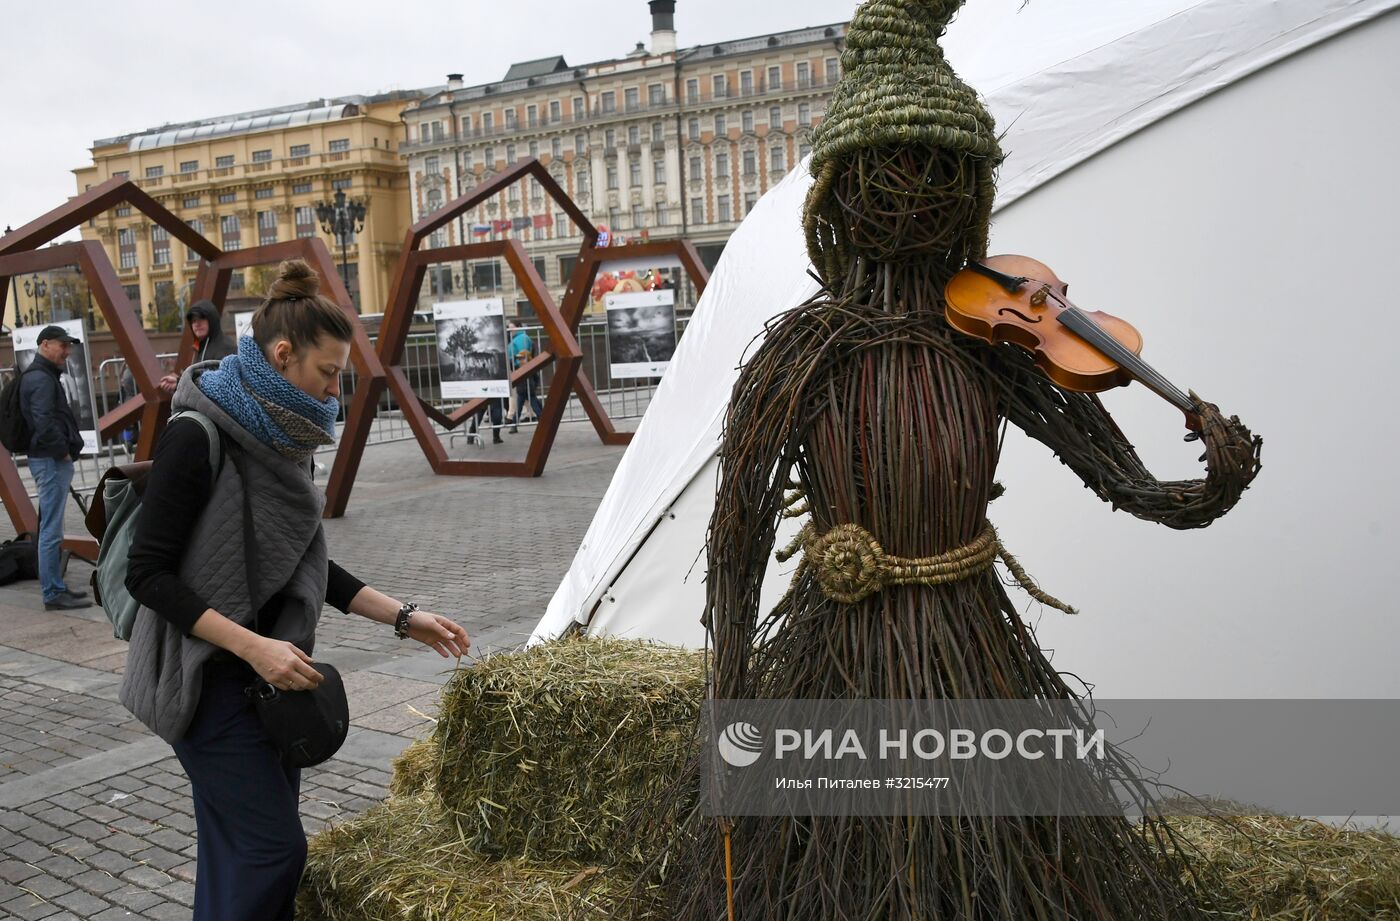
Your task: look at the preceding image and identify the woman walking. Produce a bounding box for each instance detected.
[120,259,471,920]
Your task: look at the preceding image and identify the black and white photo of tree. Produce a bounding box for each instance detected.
[606,290,677,378]
[434,300,510,398]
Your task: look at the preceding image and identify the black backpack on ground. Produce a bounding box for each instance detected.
[0,368,35,453]
[0,532,39,585]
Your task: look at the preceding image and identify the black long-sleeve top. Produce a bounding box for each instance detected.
[125,417,364,636]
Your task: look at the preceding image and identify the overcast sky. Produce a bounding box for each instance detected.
[0,0,858,239]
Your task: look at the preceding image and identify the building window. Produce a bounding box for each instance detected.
[798,102,811,126]
[115,204,131,216]
[607,163,619,190]
[253,187,272,200]
[604,129,615,150]
[183,195,200,208]
[180,160,198,173]
[575,134,586,154]
[290,143,310,157]
[551,137,562,158]
[652,122,664,143]
[252,149,272,162]
[220,214,241,251]
[689,154,702,178]
[328,138,350,153]
[529,140,539,158]
[656,204,670,225]
[624,87,640,112]
[420,123,432,142]
[690,196,704,223]
[230,272,245,292]
[505,108,518,129]
[425,155,440,175]
[743,149,757,176]
[744,191,758,214]
[426,189,443,215]
[484,146,496,165]
[550,100,561,122]
[258,210,278,245]
[527,104,538,127]
[653,158,666,184]
[768,65,781,90]
[118,228,138,269]
[799,142,812,160]
[688,118,700,141]
[771,146,786,172]
[292,180,313,194]
[770,106,783,128]
[530,179,543,203]
[649,83,665,105]
[218,191,236,204]
[714,114,727,136]
[715,152,729,179]
[215,155,235,169]
[717,194,731,222]
[508,183,519,203]
[506,143,516,162]
[124,284,141,310]
[629,155,642,186]
[624,125,637,146]
[483,112,494,131]
[742,110,754,133]
[572,96,584,118]
[555,211,568,235]
[826,58,840,84]
[631,203,645,227]
[295,206,316,238]
[145,165,164,178]
[600,91,615,114]
[331,178,352,191]
[112,170,129,179]
[186,220,203,261]
[576,167,589,193]
[462,115,473,135]
[797,61,811,88]
[740,71,753,95]
[713,74,727,98]
[472,260,503,291]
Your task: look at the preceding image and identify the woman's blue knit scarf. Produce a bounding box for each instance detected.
[197,336,339,459]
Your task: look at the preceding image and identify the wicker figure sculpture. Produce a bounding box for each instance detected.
[637,1,1264,919]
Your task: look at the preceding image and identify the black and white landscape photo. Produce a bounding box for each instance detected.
[605,290,677,379]
[12,320,99,454]
[434,299,510,399]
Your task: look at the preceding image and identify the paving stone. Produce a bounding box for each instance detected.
[70,867,124,895]
[51,887,111,917]
[0,892,63,920]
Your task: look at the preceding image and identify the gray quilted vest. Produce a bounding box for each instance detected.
[119,368,329,743]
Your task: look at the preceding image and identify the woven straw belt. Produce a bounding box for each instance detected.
[776,521,1076,614]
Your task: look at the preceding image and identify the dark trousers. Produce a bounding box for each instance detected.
[512,376,544,422]
[468,398,505,432]
[173,663,305,921]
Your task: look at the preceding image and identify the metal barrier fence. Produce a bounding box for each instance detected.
[4,315,687,500]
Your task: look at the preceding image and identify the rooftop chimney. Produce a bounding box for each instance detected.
[649,0,676,55]
[446,73,464,89]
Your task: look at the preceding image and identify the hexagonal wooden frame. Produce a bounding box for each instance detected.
[327,158,593,513]
[0,177,219,557]
[559,239,709,446]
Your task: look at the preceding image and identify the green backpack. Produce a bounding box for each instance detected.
[87,411,221,640]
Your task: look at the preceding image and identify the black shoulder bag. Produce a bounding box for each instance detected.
[229,445,349,769]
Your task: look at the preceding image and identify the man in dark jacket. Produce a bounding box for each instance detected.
[19,325,90,610]
[159,300,234,394]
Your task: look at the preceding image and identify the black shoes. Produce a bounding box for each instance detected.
[492,430,504,444]
[44,591,91,611]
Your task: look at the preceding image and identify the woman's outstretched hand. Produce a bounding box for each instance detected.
[407,611,471,659]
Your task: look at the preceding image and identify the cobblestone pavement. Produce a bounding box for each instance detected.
[0,423,624,919]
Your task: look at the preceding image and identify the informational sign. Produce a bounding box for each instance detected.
[433,299,509,399]
[234,311,255,342]
[11,320,100,455]
[605,289,677,379]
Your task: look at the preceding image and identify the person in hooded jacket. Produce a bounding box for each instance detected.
[159,299,235,394]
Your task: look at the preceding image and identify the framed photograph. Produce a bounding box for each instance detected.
[434,299,510,399]
[11,320,100,455]
[605,289,677,379]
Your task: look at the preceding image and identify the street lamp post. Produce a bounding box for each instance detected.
[22,273,48,326]
[315,190,367,309]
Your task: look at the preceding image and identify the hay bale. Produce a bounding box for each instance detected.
[389,736,441,798]
[433,638,705,865]
[1166,813,1400,920]
[299,792,649,921]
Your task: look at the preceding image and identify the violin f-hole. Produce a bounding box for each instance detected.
[997,306,1042,324]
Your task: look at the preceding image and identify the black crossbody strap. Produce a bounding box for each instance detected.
[226,445,262,636]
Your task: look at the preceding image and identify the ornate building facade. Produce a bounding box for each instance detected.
[73,91,423,330]
[400,2,845,315]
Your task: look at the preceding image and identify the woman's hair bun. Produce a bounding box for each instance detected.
[267,259,320,301]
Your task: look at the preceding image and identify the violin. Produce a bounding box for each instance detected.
[944,255,1201,432]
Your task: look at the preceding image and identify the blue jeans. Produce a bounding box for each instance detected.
[29,456,74,602]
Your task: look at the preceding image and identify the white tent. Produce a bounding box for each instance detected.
[533,0,1400,699]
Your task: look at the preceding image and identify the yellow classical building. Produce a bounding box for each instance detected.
[74,91,425,330]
